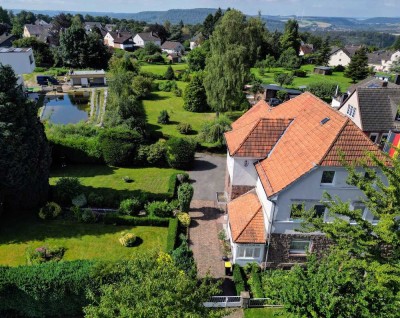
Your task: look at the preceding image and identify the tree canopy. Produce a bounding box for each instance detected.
[344,47,369,82]
[0,64,51,211]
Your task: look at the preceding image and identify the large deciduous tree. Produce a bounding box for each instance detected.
[0,64,51,211]
[204,10,261,114]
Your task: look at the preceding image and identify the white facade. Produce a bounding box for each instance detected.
[329,49,351,67]
[162,43,185,54]
[104,32,115,47]
[0,48,35,75]
[133,34,161,48]
[190,41,198,50]
[226,152,260,186]
[338,92,362,129]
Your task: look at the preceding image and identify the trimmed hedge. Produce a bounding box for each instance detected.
[233,265,246,296]
[103,213,170,226]
[0,260,93,317]
[166,218,179,253]
[248,265,264,298]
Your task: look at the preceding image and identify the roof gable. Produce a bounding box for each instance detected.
[228,190,265,244]
[231,100,271,130]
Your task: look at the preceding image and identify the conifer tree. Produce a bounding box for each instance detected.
[345,47,369,82]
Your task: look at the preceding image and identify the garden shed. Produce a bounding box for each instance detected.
[314,66,332,75]
[69,70,106,87]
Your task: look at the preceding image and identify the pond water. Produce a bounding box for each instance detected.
[41,92,90,124]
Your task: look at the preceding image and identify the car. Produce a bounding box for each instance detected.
[36,75,59,86]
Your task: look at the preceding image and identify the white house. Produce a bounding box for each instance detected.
[328,45,361,67]
[368,50,400,72]
[0,47,35,85]
[104,32,135,50]
[161,41,185,54]
[133,32,161,48]
[224,93,385,267]
[190,33,203,50]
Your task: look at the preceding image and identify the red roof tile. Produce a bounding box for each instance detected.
[228,190,266,244]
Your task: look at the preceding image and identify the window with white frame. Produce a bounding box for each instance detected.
[346,105,356,117]
[237,246,261,259]
[321,171,335,184]
[289,240,311,255]
[369,133,379,143]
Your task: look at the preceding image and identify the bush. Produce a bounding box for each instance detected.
[164,65,175,80]
[119,198,141,216]
[307,82,339,100]
[72,206,96,223]
[248,263,264,298]
[174,88,182,97]
[177,122,193,135]
[147,140,167,165]
[166,137,196,169]
[158,110,170,124]
[233,265,246,296]
[261,270,288,304]
[171,234,195,275]
[87,192,104,207]
[72,193,87,207]
[200,116,232,145]
[158,80,177,92]
[183,73,209,112]
[99,127,143,166]
[276,90,289,101]
[0,260,93,317]
[292,69,307,77]
[119,232,137,247]
[176,212,191,227]
[333,64,346,72]
[166,218,179,253]
[26,245,66,265]
[177,173,189,184]
[178,183,194,212]
[145,200,173,218]
[54,177,83,205]
[38,202,62,220]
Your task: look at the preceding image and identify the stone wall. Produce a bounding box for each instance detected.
[265,233,333,268]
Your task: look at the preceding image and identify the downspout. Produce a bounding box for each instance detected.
[264,200,276,271]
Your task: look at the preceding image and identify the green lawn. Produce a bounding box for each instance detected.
[251,64,354,92]
[143,81,216,139]
[245,308,287,318]
[0,212,167,266]
[141,63,188,76]
[50,165,181,195]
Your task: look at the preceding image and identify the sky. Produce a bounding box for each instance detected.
[1,0,400,18]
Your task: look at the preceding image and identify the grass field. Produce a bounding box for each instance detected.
[251,64,354,92]
[0,212,167,266]
[50,165,182,195]
[141,63,188,76]
[244,308,287,318]
[143,81,216,139]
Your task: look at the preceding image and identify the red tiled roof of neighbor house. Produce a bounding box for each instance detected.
[228,190,265,244]
[253,92,385,197]
[225,118,292,157]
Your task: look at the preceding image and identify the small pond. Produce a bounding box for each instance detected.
[40,92,90,124]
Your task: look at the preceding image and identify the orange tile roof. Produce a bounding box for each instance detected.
[231,100,272,130]
[225,118,292,157]
[250,92,385,197]
[228,190,266,244]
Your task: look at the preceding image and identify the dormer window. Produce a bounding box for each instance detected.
[346,105,356,118]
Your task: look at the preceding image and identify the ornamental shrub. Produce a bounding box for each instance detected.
[119,198,141,216]
[157,110,170,124]
[200,115,231,145]
[145,200,173,218]
[119,232,137,247]
[147,140,167,165]
[26,245,66,265]
[164,65,175,80]
[183,73,209,112]
[158,80,177,92]
[54,177,83,205]
[176,212,191,227]
[233,265,246,296]
[174,88,182,97]
[166,218,179,252]
[81,208,96,223]
[307,82,339,100]
[38,202,62,220]
[177,122,193,135]
[72,193,87,207]
[166,137,196,169]
[87,192,104,207]
[178,183,194,212]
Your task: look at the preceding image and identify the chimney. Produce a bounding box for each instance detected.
[117,32,121,38]
[382,81,388,88]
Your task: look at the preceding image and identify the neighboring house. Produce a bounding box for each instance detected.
[35,19,49,26]
[0,47,35,85]
[0,33,16,47]
[167,53,181,63]
[338,86,400,146]
[261,84,302,101]
[105,24,116,32]
[190,33,203,50]
[224,92,384,267]
[161,41,185,54]
[133,32,161,48]
[299,43,313,56]
[69,70,106,87]
[368,50,400,72]
[23,24,52,43]
[84,22,103,33]
[104,32,135,50]
[328,45,361,67]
